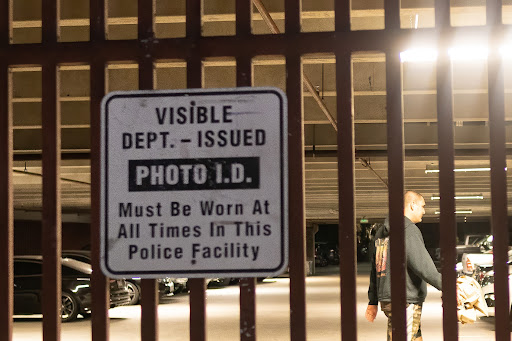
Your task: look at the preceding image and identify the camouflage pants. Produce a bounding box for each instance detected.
[380,302,422,341]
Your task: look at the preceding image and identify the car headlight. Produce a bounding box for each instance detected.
[481,274,495,287]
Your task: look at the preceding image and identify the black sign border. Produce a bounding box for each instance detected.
[102,88,287,277]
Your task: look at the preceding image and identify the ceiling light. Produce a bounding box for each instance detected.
[400,48,437,62]
[434,209,472,214]
[400,45,508,62]
[430,195,483,200]
[425,167,507,174]
[448,46,488,60]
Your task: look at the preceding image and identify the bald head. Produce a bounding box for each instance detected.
[404,191,425,223]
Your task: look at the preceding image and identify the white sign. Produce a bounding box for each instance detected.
[100,87,288,278]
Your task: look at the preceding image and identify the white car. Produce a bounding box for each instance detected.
[479,264,512,313]
[461,235,512,275]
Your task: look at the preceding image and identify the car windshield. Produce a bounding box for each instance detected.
[62,258,92,274]
[473,235,492,246]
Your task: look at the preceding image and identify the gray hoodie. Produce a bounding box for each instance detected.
[368,216,442,305]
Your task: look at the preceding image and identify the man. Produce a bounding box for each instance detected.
[365,191,442,341]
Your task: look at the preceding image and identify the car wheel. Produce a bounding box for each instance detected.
[61,292,80,322]
[126,281,141,305]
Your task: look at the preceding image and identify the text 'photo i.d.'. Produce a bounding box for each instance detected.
[100,87,288,278]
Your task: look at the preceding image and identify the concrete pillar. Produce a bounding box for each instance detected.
[305,222,318,275]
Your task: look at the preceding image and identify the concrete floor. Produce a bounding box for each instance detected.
[12,263,505,340]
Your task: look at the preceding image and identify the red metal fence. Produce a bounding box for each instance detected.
[0,0,510,340]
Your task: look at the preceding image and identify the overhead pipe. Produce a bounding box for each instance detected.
[252,0,338,131]
[359,158,388,188]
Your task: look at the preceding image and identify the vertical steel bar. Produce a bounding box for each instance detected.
[436,49,459,341]
[90,1,109,340]
[336,51,358,341]
[90,60,109,341]
[237,54,255,341]
[42,0,58,44]
[285,0,301,34]
[236,0,251,37]
[42,62,62,341]
[189,278,206,341]
[386,50,406,341]
[187,3,206,339]
[138,1,158,340]
[0,0,8,45]
[0,59,13,341]
[435,1,458,339]
[41,1,61,339]
[385,2,405,341]
[0,1,12,339]
[239,276,256,341]
[236,3,255,340]
[334,0,350,32]
[487,1,511,339]
[187,0,202,39]
[286,54,306,341]
[384,0,400,30]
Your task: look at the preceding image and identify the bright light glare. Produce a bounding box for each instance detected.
[430,195,483,200]
[434,210,473,214]
[425,167,507,173]
[500,45,512,58]
[400,45,505,62]
[400,48,437,62]
[448,46,488,60]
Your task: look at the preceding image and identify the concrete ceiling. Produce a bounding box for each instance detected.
[10,0,512,223]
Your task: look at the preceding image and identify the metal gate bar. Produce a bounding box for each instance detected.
[237,4,256,340]
[386,49,407,341]
[186,55,206,341]
[186,3,206,339]
[285,3,306,341]
[0,57,13,341]
[9,29,511,64]
[385,42,408,341]
[488,2,511,340]
[286,53,307,341]
[0,1,12,335]
[384,3,408,341]
[2,1,511,340]
[435,1,458,338]
[90,59,110,341]
[384,3,407,340]
[41,0,62,339]
[138,1,159,340]
[90,0,110,340]
[336,50,358,340]
[42,59,62,341]
[334,2,358,340]
[236,3,256,337]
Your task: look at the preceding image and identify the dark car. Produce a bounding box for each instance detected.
[61,250,175,305]
[14,255,130,322]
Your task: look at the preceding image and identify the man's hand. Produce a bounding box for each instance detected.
[365,304,378,322]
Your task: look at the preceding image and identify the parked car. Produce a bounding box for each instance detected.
[457,234,493,260]
[475,263,512,313]
[433,234,490,267]
[14,255,130,322]
[461,237,512,276]
[61,250,175,305]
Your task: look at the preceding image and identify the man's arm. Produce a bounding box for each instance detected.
[366,243,379,322]
[365,304,378,322]
[368,237,379,304]
[405,227,442,290]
